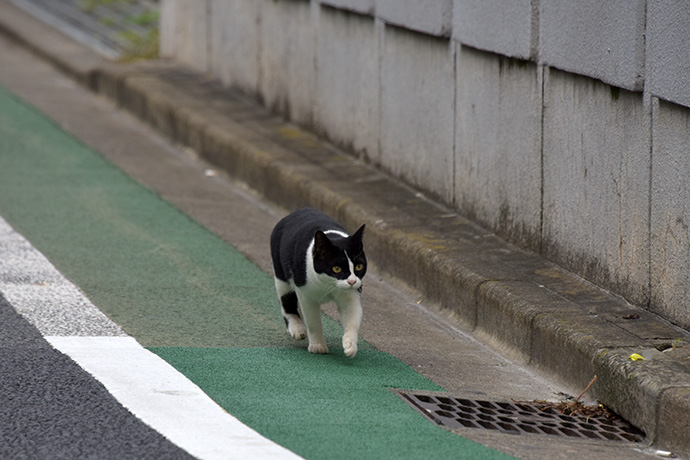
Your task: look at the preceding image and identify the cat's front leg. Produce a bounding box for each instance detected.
[297,293,329,354]
[337,293,363,358]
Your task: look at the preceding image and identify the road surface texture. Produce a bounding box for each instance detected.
[0,4,678,460]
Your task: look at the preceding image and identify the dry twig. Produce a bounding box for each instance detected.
[513,375,616,419]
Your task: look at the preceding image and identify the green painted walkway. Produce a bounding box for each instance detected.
[0,85,512,459]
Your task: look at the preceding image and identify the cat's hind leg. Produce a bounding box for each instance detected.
[274,278,306,340]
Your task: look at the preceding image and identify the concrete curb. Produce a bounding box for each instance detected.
[2,0,689,454]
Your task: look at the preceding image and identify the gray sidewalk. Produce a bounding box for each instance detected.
[1,0,689,456]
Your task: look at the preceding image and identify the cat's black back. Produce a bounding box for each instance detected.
[270,208,349,287]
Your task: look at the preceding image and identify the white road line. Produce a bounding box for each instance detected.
[0,218,125,337]
[0,216,302,460]
[47,336,302,460]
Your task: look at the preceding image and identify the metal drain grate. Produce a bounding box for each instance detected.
[395,391,645,443]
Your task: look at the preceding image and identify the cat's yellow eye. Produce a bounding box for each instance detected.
[332,266,342,273]
[355,264,364,271]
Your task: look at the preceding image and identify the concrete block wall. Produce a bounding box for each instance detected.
[542,69,651,307]
[207,1,261,98]
[315,8,379,163]
[539,0,646,91]
[455,48,542,249]
[160,0,208,72]
[647,1,690,108]
[376,0,453,37]
[651,100,690,323]
[160,0,690,330]
[380,26,455,203]
[452,0,535,59]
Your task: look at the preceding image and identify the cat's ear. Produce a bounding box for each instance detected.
[313,231,334,259]
[349,224,366,252]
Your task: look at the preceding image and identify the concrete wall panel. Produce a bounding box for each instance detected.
[159,0,177,58]
[209,0,261,97]
[452,0,534,59]
[647,0,690,108]
[319,0,374,15]
[380,26,455,203]
[651,100,690,329]
[540,0,645,90]
[315,8,379,162]
[455,47,542,249]
[542,69,650,305]
[376,0,452,37]
[161,0,208,72]
[258,0,315,126]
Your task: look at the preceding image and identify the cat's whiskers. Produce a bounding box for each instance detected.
[318,282,340,303]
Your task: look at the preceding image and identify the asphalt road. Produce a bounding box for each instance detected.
[0,293,194,460]
[0,32,665,460]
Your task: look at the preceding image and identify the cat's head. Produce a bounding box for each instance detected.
[312,225,366,290]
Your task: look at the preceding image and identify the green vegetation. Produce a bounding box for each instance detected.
[118,28,159,61]
[78,0,159,61]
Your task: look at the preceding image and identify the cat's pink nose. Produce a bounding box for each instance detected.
[347,278,357,286]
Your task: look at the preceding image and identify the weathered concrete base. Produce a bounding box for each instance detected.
[2,1,690,456]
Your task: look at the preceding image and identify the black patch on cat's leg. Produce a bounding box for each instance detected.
[280,291,300,317]
[281,291,306,340]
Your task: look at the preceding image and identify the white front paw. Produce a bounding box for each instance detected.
[342,338,357,358]
[308,342,329,354]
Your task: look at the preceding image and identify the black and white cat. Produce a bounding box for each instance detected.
[270,208,366,358]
